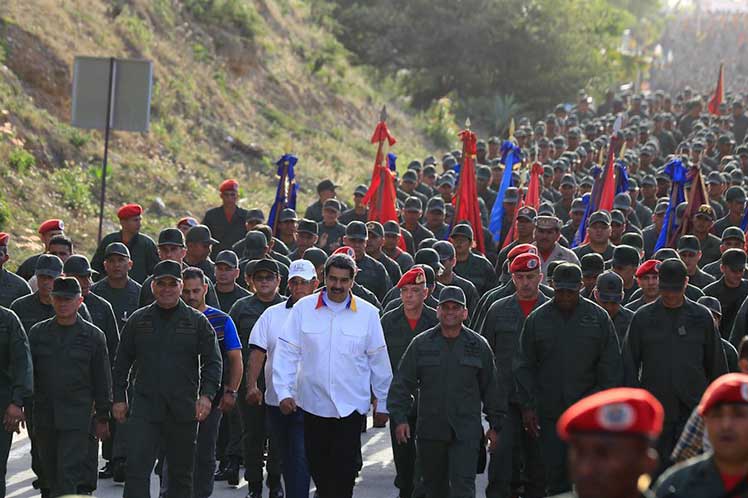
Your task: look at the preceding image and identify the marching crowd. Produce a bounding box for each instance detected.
[1,82,748,498]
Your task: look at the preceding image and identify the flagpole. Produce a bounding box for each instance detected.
[453,117,471,224]
[375,106,388,219]
[272,160,289,236]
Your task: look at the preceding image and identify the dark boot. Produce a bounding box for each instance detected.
[112,459,126,483]
[215,457,240,486]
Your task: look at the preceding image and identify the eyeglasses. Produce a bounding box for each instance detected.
[253,274,277,282]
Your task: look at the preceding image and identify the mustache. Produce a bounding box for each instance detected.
[330,287,345,293]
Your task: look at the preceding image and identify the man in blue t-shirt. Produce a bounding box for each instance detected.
[161,266,242,498]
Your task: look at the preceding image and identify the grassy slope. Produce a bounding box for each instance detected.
[0,0,431,268]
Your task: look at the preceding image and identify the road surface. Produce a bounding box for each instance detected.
[5,417,490,497]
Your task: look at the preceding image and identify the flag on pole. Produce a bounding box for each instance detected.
[502,161,543,249]
[267,154,298,235]
[677,166,709,241]
[453,125,485,254]
[654,158,688,251]
[489,141,521,242]
[708,63,725,115]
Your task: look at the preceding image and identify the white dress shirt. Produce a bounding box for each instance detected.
[248,300,294,407]
[272,291,393,418]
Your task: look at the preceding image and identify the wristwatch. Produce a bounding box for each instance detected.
[224,388,238,398]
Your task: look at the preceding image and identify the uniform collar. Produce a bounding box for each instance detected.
[315,290,357,311]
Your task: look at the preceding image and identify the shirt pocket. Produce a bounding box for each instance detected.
[174,327,198,354]
[340,327,366,357]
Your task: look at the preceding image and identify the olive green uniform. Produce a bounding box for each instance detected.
[514,297,624,495]
[703,278,748,340]
[654,453,746,497]
[482,293,549,498]
[389,325,506,498]
[696,233,721,267]
[355,254,393,303]
[401,223,434,249]
[0,307,33,498]
[202,206,249,258]
[454,252,499,295]
[0,267,31,309]
[113,301,222,498]
[316,222,346,254]
[90,276,142,327]
[610,307,634,345]
[624,298,727,470]
[440,273,480,319]
[470,281,554,332]
[373,252,403,288]
[227,294,284,489]
[381,304,439,498]
[216,285,252,314]
[688,267,716,289]
[91,231,159,284]
[28,316,112,497]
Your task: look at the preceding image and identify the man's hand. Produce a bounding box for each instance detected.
[112,402,128,424]
[219,391,237,413]
[195,396,212,422]
[395,423,410,444]
[3,404,24,433]
[279,397,297,415]
[246,385,263,406]
[95,420,111,441]
[522,408,540,439]
[373,412,389,428]
[486,428,499,452]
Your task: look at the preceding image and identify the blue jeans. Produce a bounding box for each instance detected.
[266,405,310,498]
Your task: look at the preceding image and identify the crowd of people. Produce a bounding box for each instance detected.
[1,80,748,498]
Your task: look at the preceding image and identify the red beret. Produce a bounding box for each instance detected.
[0,233,8,245]
[177,217,198,229]
[635,259,660,278]
[332,246,356,259]
[698,373,748,416]
[117,203,143,220]
[557,388,664,441]
[38,219,64,234]
[507,243,538,262]
[397,267,426,288]
[510,253,541,273]
[220,179,239,192]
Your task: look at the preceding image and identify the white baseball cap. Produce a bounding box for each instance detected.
[288,259,317,281]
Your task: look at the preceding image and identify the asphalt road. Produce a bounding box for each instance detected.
[5,418,490,497]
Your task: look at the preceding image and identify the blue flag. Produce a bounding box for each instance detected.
[572,165,603,248]
[654,158,687,252]
[615,160,629,195]
[489,141,521,242]
[268,154,298,230]
[387,152,397,172]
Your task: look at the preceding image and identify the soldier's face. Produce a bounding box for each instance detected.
[215,263,239,287]
[426,210,445,227]
[158,244,186,263]
[37,275,56,299]
[512,271,541,300]
[450,236,472,258]
[437,301,467,327]
[722,266,744,288]
[251,271,280,299]
[594,293,621,317]
[722,240,744,251]
[678,251,700,272]
[400,284,427,312]
[120,216,142,234]
[48,244,72,263]
[517,219,534,238]
[610,223,625,241]
[637,274,659,299]
[181,278,207,309]
[568,433,656,498]
[187,242,212,262]
[70,275,92,297]
[553,289,580,312]
[279,221,297,238]
[104,255,132,279]
[403,210,421,225]
[52,295,84,320]
[703,404,748,466]
[152,277,183,308]
[534,228,559,252]
[384,234,399,250]
[343,237,366,260]
[588,222,611,245]
[641,185,656,199]
[365,235,383,255]
[322,208,338,225]
[296,232,318,250]
[692,216,713,234]
[221,189,239,206]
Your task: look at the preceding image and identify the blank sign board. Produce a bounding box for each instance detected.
[71,56,153,132]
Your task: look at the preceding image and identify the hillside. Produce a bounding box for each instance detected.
[0,0,432,268]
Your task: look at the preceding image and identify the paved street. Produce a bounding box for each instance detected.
[5,418,489,497]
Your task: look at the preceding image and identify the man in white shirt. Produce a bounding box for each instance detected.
[246,259,318,498]
[272,252,393,498]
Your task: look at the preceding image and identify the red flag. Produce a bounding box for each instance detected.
[501,162,542,249]
[362,113,405,250]
[675,166,710,243]
[454,129,486,254]
[708,63,724,115]
[598,145,617,212]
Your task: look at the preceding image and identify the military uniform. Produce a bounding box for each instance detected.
[201,206,249,258]
[537,243,580,282]
[573,243,615,262]
[0,307,33,497]
[471,281,554,332]
[228,293,285,489]
[91,231,159,284]
[388,324,505,498]
[0,267,31,309]
[624,298,727,469]
[482,293,549,498]
[401,223,434,249]
[381,304,439,498]
[29,315,112,497]
[654,453,748,498]
[642,225,660,259]
[703,278,748,339]
[454,252,499,295]
[316,221,346,254]
[15,253,43,282]
[90,277,142,327]
[386,247,415,274]
[688,267,716,289]
[514,297,623,494]
[355,254,392,303]
[610,307,634,345]
[373,252,403,288]
[113,299,222,498]
[216,285,252,314]
[440,272,480,317]
[696,233,721,267]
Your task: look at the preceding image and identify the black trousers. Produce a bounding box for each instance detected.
[303,410,363,498]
